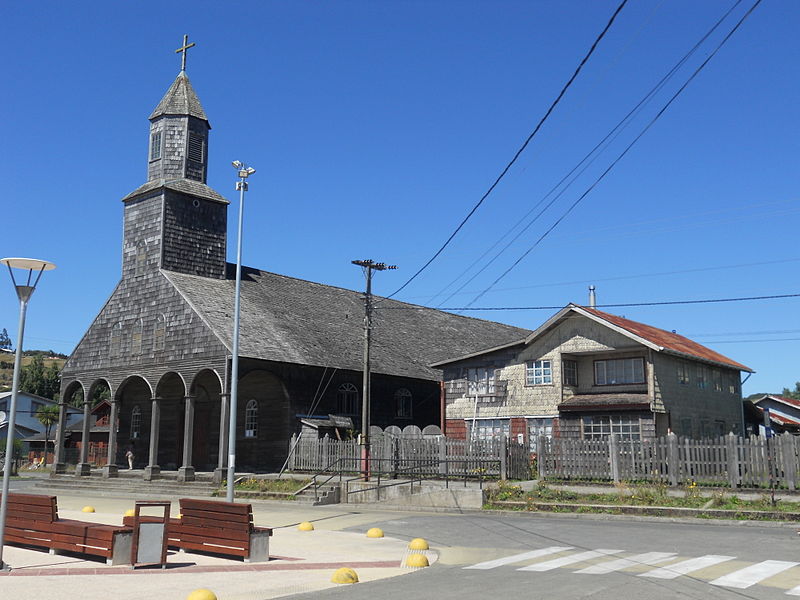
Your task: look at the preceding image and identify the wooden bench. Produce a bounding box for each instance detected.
[122,515,183,549]
[174,498,272,562]
[1,493,132,565]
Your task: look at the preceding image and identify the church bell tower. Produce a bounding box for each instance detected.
[120,37,229,281]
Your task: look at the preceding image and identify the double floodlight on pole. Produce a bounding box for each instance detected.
[0,257,56,571]
[226,161,255,503]
[351,259,396,481]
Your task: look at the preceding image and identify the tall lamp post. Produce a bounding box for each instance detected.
[226,161,255,503]
[351,259,396,481]
[0,257,56,571]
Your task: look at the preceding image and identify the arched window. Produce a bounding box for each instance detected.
[131,318,143,356]
[130,405,142,439]
[395,388,412,418]
[154,314,167,352]
[337,383,359,415]
[110,322,123,358]
[245,399,258,438]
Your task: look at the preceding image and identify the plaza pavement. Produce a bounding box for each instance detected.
[0,490,439,600]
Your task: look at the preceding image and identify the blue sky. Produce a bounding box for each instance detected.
[1,1,797,396]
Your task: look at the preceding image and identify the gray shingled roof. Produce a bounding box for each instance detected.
[121,179,229,204]
[164,267,531,381]
[149,71,209,122]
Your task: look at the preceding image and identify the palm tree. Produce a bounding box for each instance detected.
[36,404,59,467]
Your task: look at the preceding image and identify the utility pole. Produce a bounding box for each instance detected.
[352,259,396,481]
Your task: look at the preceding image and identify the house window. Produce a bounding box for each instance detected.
[154,314,167,352]
[594,358,645,385]
[30,400,45,414]
[713,369,723,392]
[131,319,143,356]
[244,399,258,438]
[728,373,739,395]
[188,133,204,163]
[150,131,162,160]
[394,388,412,418]
[526,360,552,385]
[696,365,707,389]
[469,418,509,441]
[466,367,496,395]
[337,383,359,415]
[680,417,693,437]
[582,415,641,441]
[562,360,577,386]
[528,417,554,453]
[0,400,6,412]
[677,361,690,385]
[130,405,142,439]
[110,322,123,358]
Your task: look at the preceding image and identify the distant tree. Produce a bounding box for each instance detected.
[36,404,59,466]
[19,355,61,400]
[781,382,800,400]
[0,328,11,350]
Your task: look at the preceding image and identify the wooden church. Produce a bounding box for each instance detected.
[53,52,528,480]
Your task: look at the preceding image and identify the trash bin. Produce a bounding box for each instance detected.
[130,501,171,568]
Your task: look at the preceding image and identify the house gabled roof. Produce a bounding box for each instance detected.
[163,265,531,382]
[753,394,800,410]
[430,303,753,372]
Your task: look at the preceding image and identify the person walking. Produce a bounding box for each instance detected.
[125,447,134,470]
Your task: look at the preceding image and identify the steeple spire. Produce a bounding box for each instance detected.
[175,34,195,72]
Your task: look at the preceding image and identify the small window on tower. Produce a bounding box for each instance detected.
[150,131,162,160]
[188,133,204,163]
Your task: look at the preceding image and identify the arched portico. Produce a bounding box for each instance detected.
[116,375,154,477]
[52,380,85,474]
[75,378,112,476]
[178,369,223,481]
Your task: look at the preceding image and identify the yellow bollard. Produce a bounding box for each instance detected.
[366,527,384,538]
[298,521,314,531]
[405,553,429,568]
[81,506,95,513]
[330,567,359,584]
[408,538,429,550]
[124,509,135,517]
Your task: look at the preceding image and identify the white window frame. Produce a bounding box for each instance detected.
[562,360,577,386]
[594,358,645,385]
[582,415,641,441]
[469,418,510,442]
[526,360,552,386]
[130,405,142,439]
[528,417,554,453]
[677,361,690,385]
[244,399,258,438]
[466,367,496,395]
[337,383,359,415]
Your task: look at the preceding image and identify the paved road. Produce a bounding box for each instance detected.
[290,511,800,600]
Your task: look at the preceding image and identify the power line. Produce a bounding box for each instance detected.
[383,0,630,301]
[465,0,763,308]
[378,292,800,311]
[700,338,800,344]
[431,0,744,308]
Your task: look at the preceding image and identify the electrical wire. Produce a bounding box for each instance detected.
[464,0,763,308]
[430,0,744,308]
[382,0,630,301]
[378,292,800,312]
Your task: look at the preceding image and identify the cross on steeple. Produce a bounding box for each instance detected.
[175,34,196,72]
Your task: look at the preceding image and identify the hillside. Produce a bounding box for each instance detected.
[0,353,66,393]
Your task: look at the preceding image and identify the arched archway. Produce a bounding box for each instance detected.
[184,369,223,472]
[117,375,153,471]
[154,371,187,470]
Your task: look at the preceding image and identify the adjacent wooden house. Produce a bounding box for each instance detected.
[432,304,753,449]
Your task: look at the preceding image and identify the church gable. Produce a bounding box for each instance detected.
[62,271,227,382]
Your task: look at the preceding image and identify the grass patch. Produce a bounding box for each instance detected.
[486,480,800,515]
[234,477,311,494]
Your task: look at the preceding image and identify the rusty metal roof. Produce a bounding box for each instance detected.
[578,306,753,372]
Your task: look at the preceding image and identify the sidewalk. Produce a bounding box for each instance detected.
[0,490,438,600]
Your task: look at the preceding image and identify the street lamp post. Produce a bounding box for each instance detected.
[226,161,255,503]
[0,257,56,571]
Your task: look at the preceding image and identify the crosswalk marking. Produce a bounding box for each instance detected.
[464,547,574,570]
[786,583,800,596]
[575,551,677,574]
[710,560,799,589]
[518,549,623,572]
[639,555,735,579]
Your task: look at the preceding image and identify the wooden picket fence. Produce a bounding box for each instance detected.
[537,432,800,489]
[286,434,531,480]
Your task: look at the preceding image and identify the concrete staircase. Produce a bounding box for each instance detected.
[34,470,220,499]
